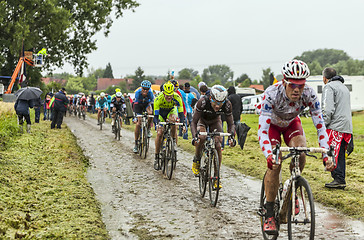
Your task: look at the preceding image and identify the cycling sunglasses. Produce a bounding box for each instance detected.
[284,79,305,89]
[211,98,225,106]
[142,87,150,91]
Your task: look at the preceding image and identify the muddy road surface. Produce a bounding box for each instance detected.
[64,116,364,239]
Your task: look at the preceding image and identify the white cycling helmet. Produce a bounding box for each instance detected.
[210,85,228,102]
[281,59,310,79]
[100,92,105,97]
[116,91,122,97]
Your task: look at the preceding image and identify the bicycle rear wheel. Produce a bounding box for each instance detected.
[199,151,208,198]
[165,137,175,180]
[287,176,315,240]
[259,172,279,240]
[208,149,220,207]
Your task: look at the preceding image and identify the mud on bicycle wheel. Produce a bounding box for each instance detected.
[165,137,175,180]
[208,149,220,207]
[115,117,121,140]
[138,128,143,156]
[141,125,149,159]
[287,176,315,240]
[259,171,280,240]
[199,151,208,198]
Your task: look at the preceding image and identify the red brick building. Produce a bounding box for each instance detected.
[97,78,134,90]
[41,77,67,86]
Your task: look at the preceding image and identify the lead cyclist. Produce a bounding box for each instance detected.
[258,59,334,235]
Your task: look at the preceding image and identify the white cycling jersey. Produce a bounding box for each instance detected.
[257,82,329,158]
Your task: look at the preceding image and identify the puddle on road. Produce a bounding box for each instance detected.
[65,117,364,239]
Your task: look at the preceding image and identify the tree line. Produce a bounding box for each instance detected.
[43,48,364,95]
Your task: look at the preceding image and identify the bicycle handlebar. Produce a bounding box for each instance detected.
[136,114,154,118]
[159,122,184,126]
[279,147,328,153]
[199,132,231,137]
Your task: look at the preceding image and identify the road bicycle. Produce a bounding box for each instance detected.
[258,144,334,240]
[98,109,106,130]
[136,112,154,159]
[158,121,183,180]
[114,110,124,140]
[80,105,86,120]
[198,130,231,207]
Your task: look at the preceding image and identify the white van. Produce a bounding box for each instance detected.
[241,94,263,114]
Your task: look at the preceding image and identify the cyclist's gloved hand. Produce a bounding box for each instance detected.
[267,155,278,170]
[191,137,199,146]
[323,156,335,172]
[228,136,236,147]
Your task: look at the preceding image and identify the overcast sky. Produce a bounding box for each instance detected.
[54,0,364,80]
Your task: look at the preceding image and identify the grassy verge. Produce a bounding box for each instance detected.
[0,103,109,239]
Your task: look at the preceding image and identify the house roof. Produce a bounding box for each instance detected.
[249,84,264,92]
[42,77,67,86]
[97,78,133,90]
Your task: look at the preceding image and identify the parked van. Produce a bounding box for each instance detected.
[241,94,263,114]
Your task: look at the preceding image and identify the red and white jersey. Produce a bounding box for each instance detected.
[257,82,329,158]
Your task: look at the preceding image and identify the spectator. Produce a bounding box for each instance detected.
[227,86,242,125]
[322,67,353,189]
[182,82,197,139]
[51,88,69,129]
[90,94,96,114]
[33,96,42,123]
[43,93,51,120]
[14,98,34,133]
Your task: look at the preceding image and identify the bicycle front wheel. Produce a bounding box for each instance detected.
[208,149,220,207]
[141,125,148,159]
[165,137,175,180]
[287,176,315,240]
[115,118,121,140]
[199,151,208,198]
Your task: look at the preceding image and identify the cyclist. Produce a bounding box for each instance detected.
[133,80,154,153]
[110,91,125,133]
[170,79,187,137]
[258,59,334,235]
[190,85,236,188]
[95,92,109,125]
[105,93,112,118]
[153,82,185,170]
[78,93,87,115]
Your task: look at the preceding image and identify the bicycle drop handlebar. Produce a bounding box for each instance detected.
[199,132,231,137]
[136,114,154,118]
[273,144,336,167]
[159,122,184,126]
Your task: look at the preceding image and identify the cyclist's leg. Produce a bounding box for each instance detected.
[192,121,207,175]
[134,104,143,148]
[146,104,153,128]
[263,124,282,234]
[97,108,101,121]
[111,107,116,125]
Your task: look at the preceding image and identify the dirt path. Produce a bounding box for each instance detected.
[64,116,364,239]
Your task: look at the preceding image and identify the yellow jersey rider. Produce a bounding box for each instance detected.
[153,82,185,170]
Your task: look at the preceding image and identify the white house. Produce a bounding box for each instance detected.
[306,75,364,112]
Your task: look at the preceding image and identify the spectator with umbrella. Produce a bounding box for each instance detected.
[14,86,43,133]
